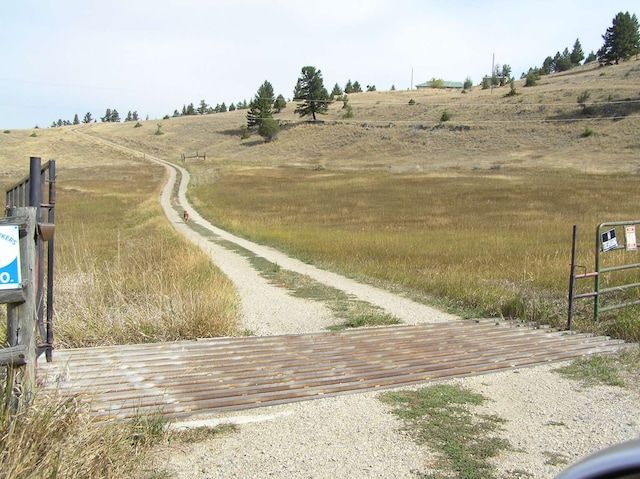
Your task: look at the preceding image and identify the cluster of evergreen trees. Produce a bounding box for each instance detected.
[244,66,342,141]
[523,11,639,86]
[170,99,250,118]
[597,11,640,64]
[50,109,145,127]
[329,80,378,97]
[521,38,590,86]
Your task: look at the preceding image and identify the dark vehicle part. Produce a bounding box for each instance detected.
[554,439,640,479]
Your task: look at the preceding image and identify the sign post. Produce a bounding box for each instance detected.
[4,209,37,413]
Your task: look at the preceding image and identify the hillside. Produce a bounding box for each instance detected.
[2,59,638,181]
[69,59,640,175]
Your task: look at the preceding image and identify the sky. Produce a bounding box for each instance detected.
[1,0,637,129]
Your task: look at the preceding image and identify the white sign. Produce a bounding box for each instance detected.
[625,225,637,251]
[0,225,22,290]
[601,228,618,252]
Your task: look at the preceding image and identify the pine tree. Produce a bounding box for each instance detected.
[331,83,343,97]
[344,80,354,94]
[101,109,112,122]
[352,81,363,93]
[554,49,573,72]
[293,66,332,121]
[73,114,79,125]
[247,80,275,127]
[501,65,512,86]
[198,100,208,115]
[597,11,640,64]
[258,117,280,142]
[274,94,286,113]
[570,38,585,65]
[82,112,93,124]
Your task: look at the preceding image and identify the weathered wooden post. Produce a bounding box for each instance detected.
[1,208,37,412]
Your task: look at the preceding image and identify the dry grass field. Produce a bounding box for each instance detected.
[3,60,639,343]
[70,59,640,341]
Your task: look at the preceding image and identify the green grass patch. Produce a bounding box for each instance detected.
[554,348,640,389]
[380,384,510,479]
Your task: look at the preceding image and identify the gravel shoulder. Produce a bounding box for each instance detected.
[143,151,639,479]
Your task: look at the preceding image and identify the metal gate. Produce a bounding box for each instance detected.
[568,221,640,328]
[4,157,56,361]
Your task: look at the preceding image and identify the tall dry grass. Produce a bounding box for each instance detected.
[0,389,168,479]
[52,156,239,347]
[190,167,640,341]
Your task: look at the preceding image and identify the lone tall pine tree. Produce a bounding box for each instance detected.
[293,66,332,121]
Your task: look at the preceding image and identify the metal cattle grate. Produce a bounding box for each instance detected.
[39,321,623,420]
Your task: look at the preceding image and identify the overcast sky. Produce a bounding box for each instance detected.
[1,0,637,129]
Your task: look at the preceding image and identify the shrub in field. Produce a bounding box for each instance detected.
[577,90,591,109]
[504,79,518,97]
[581,126,595,137]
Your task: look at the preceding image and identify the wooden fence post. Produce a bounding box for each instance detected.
[5,208,37,413]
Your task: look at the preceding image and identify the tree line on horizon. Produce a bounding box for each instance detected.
[521,11,639,87]
[46,11,638,130]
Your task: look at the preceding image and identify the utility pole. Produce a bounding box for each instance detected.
[491,53,495,94]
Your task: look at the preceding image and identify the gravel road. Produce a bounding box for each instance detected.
[92,139,640,479]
